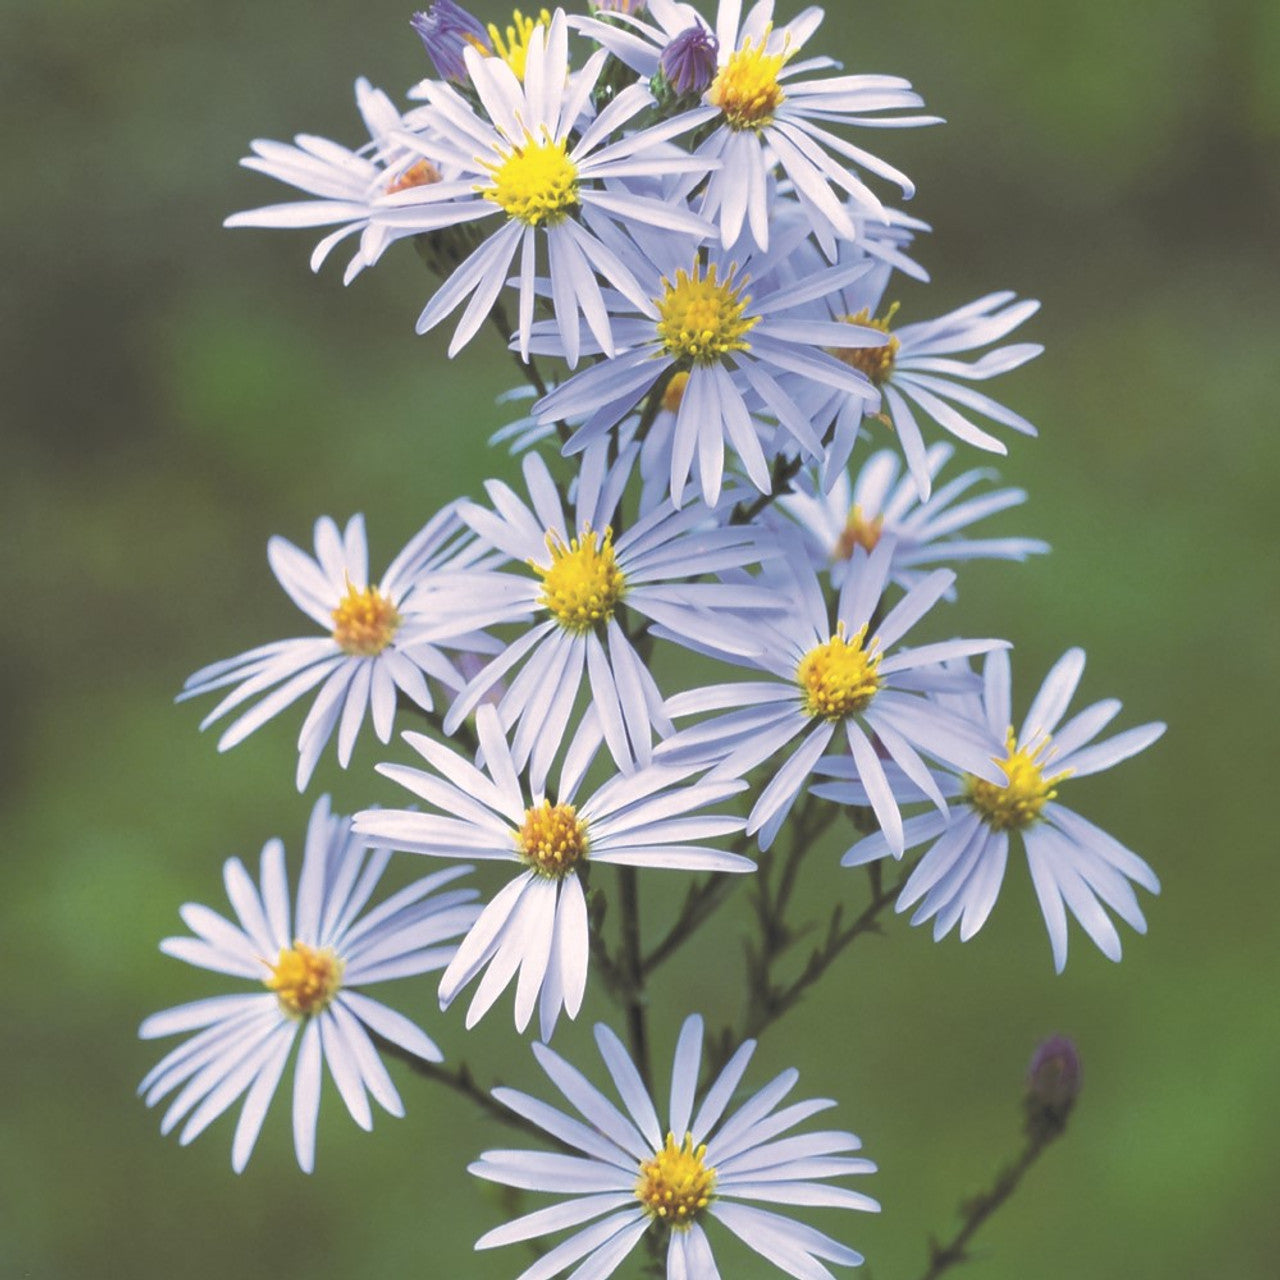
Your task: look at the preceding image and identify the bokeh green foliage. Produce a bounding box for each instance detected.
[2,0,1278,1275]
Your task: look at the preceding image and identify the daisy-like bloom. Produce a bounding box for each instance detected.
[375,10,717,364]
[138,796,479,1172]
[660,537,1008,851]
[530,221,888,507]
[471,1013,878,1278]
[574,0,939,252]
[354,707,752,1040]
[836,648,1165,971]
[225,77,449,284]
[181,507,497,790]
[815,281,1043,499]
[773,443,1048,591]
[407,443,781,783]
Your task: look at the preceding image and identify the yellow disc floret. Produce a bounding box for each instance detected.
[517,801,589,878]
[834,504,884,561]
[656,262,759,365]
[636,1133,716,1229]
[832,304,901,386]
[797,623,882,720]
[332,581,401,656]
[708,32,789,130]
[487,8,552,81]
[265,941,345,1018]
[535,525,627,633]
[965,728,1069,832]
[484,134,579,227]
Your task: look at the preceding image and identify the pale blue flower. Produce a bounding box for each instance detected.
[660,538,1008,851]
[354,708,752,1040]
[138,796,479,1172]
[471,1012,878,1278]
[405,442,781,783]
[772,443,1048,591]
[832,649,1165,971]
[374,9,717,363]
[181,507,497,790]
[573,0,939,252]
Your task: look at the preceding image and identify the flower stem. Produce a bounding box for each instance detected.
[916,1121,1067,1280]
[616,863,652,1089]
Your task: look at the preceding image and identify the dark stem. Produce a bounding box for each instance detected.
[729,453,804,525]
[916,1123,1065,1280]
[616,864,652,1089]
[372,1037,569,1151]
[642,871,741,977]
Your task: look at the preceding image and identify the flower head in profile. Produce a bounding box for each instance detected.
[815,282,1043,499]
[138,797,479,1172]
[180,507,496,790]
[471,1013,878,1277]
[354,706,752,1041]
[412,2,492,84]
[225,77,448,283]
[834,648,1165,970]
[774,443,1048,591]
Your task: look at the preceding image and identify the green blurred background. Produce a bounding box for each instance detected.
[3,0,1277,1275]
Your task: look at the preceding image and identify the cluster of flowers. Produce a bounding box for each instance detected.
[143,3,1164,1276]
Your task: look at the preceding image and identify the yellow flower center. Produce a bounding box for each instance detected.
[484,134,579,227]
[264,941,345,1018]
[385,158,442,194]
[707,32,789,130]
[661,370,690,414]
[487,8,552,81]
[517,801,589,878]
[656,263,758,365]
[834,504,884,561]
[965,728,1069,832]
[534,525,627,633]
[831,305,901,386]
[332,582,401,656]
[797,624,882,720]
[636,1133,716,1229]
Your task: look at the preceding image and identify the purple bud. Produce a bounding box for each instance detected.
[1024,1036,1081,1136]
[659,24,719,98]
[412,2,491,84]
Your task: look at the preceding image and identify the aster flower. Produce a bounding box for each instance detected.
[773,443,1048,591]
[574,0,939,251]
[181,507,497,790]
[375,9,717,364]
[660,537,1008,851]
[835,648,1165,971]
[407,443,781,782]
[530,221,888,506]
[354,706,752,1040]
[812,282,1043,499]
[471,1013,878,1278]
[225,77,449,284]
[138,796,479,1172]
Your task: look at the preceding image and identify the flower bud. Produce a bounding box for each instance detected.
[412,2,491,84]
[1024,1035,1081,1138]
[659,24,719,98]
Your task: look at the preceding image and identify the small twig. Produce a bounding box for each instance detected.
[916,1123,1066,1280]
[372,1037,569,1150]
[729,453,804,524]
[642,872,741,976]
